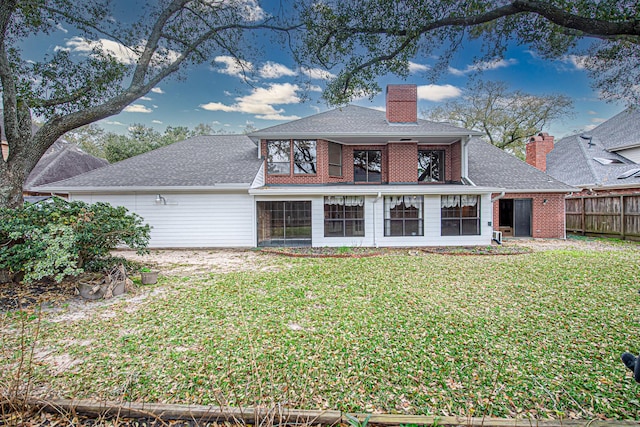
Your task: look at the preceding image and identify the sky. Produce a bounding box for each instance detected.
[18,1,629,140]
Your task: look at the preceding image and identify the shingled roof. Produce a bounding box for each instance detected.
[25,141,109,190]
[468,137,574,192]
[546,107,640,188]
[250,105,482,143]
[34,135,261,191]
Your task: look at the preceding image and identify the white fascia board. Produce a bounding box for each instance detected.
[34,184,251,194]
[249,185,503,196]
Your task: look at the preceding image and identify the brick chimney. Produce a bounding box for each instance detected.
[386,84,417,124]
[526,132,554,172]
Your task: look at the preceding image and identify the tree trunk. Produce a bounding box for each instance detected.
[0,165,26,208]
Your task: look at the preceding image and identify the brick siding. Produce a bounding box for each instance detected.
[492,192,566,239]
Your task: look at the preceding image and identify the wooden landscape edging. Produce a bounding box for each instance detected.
[32,399,640,427]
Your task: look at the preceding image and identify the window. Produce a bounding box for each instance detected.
[294,140,317,174]
[418,150,444,182]
[257,201,312,247]
[384,196,424,236]
[328,142,343,176]
[324,196,365,237]
[354,150,382,182]
[267,140,290,174]
[441,195,480,236]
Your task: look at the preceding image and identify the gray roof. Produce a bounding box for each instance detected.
[468,137,574,192]
[547,107,640,188]
[34,135,261,190]
[250,105,482,144]
[26,141,108,189]
[588,107,640,151]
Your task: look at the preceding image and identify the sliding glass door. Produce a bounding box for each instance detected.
[257,201,312,247]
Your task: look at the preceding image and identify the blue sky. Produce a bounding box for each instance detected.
[21,1,627,139]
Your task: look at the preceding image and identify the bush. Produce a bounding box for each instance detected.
[0,198,151,283]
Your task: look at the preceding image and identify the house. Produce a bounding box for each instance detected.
[1,114,109,196]
[34,85,572,248]
[533,108,640,195]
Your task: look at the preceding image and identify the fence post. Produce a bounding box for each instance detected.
[621,195,626,240]
[581,197,586,235]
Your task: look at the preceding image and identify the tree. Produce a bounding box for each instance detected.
[62,124,106,158]
[298,1,640,105]
[0,0,293,208]
[426,80,573,159]
[102,124,193,163]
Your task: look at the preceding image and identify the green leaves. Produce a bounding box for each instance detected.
[0,197,150,282]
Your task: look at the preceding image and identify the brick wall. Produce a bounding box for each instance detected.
[262,139,464,185]
[388,143,417,182]
[492,192,566,239]
[525,133,554,172]
[386,85,417,123]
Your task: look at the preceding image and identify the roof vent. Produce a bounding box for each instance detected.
[580,134,594,148]
[617,168,640,179]
[593,157,624,165]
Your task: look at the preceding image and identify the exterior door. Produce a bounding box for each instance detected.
[513,199,532,237]
[257,201,312,247]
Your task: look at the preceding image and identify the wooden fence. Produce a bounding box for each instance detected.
[566,194,640,240]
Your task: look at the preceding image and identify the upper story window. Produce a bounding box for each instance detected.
[267,139,317,175]
[267,140,290,175]
[418,150,444,182]
[354,150,382,183]
[293,140,317,174]
[328,142,343,176]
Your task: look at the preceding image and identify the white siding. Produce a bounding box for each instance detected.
[70,192,255,248]
[257,193,493,247]
[73,191,494,248]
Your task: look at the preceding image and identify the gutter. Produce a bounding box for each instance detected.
[491,191,506,203]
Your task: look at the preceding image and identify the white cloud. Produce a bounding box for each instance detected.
[152,120,163,124]
[123,104,153,113]
[140,96,152,101]
[151,87,164,94]
[408,61,430,73]
[200,83,301,120]
[55,23,68,33]
[58,36,179,66]
[104,120,125,126]
[214,55,254,78]
[417,84,462,101]
[212,120,221,125]
[259,61,297,78]
[591,117,606,124]
[587,110,598,115]
[584,124,597,131]
[301,67,336,80]
[231,0,266,22]
[561,55,588,70]
[448,58,518,76]
[370,106,386,112]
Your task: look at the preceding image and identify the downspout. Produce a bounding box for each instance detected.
[462,136,470,180]
[372,191,382,247]
[491,191,505,203]
[490,191,506,245]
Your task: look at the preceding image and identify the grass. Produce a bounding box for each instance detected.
[2,248,640,420]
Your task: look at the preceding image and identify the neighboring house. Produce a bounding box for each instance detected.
[1,115,108,196]
[532,108,640,195]
[34,85,572,248]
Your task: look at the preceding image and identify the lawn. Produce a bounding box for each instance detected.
[2,246,640,420]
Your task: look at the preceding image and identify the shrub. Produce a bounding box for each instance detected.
[0,198,151,283]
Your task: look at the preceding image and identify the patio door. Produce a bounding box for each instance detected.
[257,201,312,247]
[513,199,532,237]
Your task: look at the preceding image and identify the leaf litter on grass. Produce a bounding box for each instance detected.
[2,247,640,420]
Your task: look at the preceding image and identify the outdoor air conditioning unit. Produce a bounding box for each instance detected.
[492,230,503,244]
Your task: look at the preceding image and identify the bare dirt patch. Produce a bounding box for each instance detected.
[112,248,278,276]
